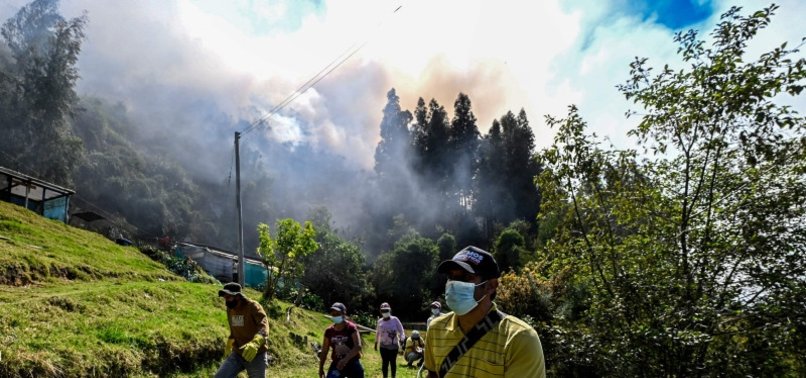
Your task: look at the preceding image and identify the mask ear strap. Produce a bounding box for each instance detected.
[475,293,488,304]
[475,280,490,302]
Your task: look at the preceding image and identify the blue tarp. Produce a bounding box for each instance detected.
[43,196,68,222]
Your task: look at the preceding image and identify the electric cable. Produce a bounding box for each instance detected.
[240,4,403,136]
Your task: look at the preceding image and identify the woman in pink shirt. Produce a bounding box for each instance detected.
[373,302,405,378]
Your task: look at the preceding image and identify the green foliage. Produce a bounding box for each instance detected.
[495,261,561,322]
[493,227,526,273]
[138,245,218,284]
[71,98,225,242]
[302,208,372,312]
[374,88,413,179]
[258,219,319,301]
[448,93,481,214]
[0,0,86,186]
[371,233,439,319]
[476,110,542,237]
[436,232,456,262]
[536,5,806,376]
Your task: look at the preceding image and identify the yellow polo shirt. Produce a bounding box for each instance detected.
[424,304,545,378]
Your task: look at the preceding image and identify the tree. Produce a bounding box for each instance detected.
[476,119,507,236]
[301,208,372,311]
[493,227,526,273]
[371,233,439,319]
[448,93,481,212]
[616,5,806,375]
[374,88,413,181]
[257,219,319,301]
[366,88,414,254]
[476,110,542,236]
[538,5,806,376]
[436,232,457,262]
[0,0,87,185]
[412,98,451,195]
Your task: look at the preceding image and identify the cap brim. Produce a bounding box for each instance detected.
[218,290,240,297]
[438,260,475,275]
[329,306,344,313]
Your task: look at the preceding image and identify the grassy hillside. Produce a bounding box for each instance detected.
[0,201,426,377]
[0,201,312,377]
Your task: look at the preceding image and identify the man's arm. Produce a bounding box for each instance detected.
[337,327,363,370]
[374,321,380,350]
[318,335,331,377]
[250,301,270,338]
[396,318,405,343]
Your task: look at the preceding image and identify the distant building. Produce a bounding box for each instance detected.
[174,242,269,288]
[0,166,74,223]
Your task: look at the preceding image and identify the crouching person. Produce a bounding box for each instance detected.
[216,283,270,378]
[404,330,425,367]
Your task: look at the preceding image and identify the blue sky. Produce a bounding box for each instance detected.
[623,0,714,29]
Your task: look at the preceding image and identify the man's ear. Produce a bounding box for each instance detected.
[480,278,498,295]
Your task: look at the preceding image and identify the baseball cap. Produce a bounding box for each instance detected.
[430,301,441,309]
[380,302,391,311]
[437,245,500,280]
[330,302,347,314]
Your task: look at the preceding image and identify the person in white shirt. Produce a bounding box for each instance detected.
[426,301,443,330]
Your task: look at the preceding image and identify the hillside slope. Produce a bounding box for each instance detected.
[0,202,325,377]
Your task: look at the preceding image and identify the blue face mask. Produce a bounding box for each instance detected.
[445,280,487,316]
[331,315,344,324]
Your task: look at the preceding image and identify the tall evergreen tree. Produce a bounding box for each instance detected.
[367,88,414,254]
[374,88,412,180]
[449,93,481,212]
[510,109,541,222]
[409,98,453,232]
[0,0,87,185]
[476,110,541,236]
[476,119,507,236]
[411,97,428,155]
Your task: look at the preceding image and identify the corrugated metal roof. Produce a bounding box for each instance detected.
[0,166,74,200]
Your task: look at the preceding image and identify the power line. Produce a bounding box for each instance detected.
[240,4,403,136]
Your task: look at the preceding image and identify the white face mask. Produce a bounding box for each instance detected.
[331,315,344,324]
[381,312,390,319]
[445,280,487,316]
[431,308,441,315]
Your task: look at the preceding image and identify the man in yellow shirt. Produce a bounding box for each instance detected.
[423,246,545,378]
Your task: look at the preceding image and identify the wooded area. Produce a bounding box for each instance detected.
[0,1,803,375]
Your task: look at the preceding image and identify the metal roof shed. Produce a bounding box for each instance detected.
[0,166,74,223]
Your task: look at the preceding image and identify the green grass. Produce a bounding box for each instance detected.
[0,201,429,377]
[0,201,176,285]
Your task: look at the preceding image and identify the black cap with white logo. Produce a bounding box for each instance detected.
[437,245,500,280]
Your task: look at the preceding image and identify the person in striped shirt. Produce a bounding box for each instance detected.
[423,246,545,378]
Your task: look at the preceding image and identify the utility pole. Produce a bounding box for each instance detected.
[234,131,245,286]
